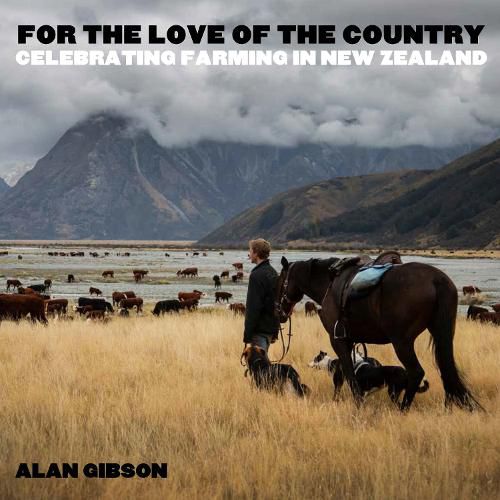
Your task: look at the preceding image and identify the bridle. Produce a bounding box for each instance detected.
[276,262,299,322]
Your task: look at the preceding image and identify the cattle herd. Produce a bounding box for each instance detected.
[0,255,250,324]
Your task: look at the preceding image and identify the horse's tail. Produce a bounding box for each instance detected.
[429,273,483,411]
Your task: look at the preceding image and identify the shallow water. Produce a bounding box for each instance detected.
[0,246,498,315]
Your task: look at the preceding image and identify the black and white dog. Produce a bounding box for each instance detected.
[242,346,310,397]
[309,351,429,404]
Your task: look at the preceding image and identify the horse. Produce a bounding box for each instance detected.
[276,256,481,412]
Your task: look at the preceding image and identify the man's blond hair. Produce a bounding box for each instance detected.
[249,238,271,260]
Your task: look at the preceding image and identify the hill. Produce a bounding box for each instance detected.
[199,139,500,249]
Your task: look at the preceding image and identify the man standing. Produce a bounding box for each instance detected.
[243,238,280,356]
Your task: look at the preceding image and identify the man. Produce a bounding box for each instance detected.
[243,238,280,356]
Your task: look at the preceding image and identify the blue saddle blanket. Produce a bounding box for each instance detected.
[349,264,393,299]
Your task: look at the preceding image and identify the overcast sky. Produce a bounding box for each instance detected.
[1,0,499,175]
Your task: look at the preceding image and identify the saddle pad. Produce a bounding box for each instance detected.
[348,264,393,299]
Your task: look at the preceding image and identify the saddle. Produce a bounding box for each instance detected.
[328,251,402,340]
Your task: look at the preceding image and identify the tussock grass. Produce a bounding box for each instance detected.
[0,313,498,499]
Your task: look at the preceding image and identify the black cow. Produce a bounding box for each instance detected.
[153,300,182,316]
[28,284,46,293]
[77,297,114,312]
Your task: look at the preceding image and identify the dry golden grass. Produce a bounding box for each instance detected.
[0,312,499,500]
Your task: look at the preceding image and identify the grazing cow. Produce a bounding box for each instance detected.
[463,285,481,295]
[177,267,198,278]
[28,284,46,293]
[76,305,93,316]
[229,303,246,315]
[492,304,500,313]
[478,312,500,325]
[180,298,199,311]
[0,294,47,324]
[6,279,22,291]
[133,272,143,283]
[112,291,127,307]
[123,291,136,298]
[133,270,148,277]
[232,262,243,270]
[467,305,489,320]
[67,274,75,283]
[44,279,52,290]
[89,287,102,296]
[120,297,143,313]
[220,271,230,279]
[102,270,114,278]
[45,298,68,315]
[215,291,232,303]
[178,290,204,301]
[305,301,318,316]
[153,299,183,315]
[213,275,221,289]
[193,252,200,256]
[77,297,114,313]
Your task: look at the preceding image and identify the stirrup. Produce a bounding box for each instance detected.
[333,320,348,340]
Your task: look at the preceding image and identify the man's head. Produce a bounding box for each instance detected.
[248,238,271,264]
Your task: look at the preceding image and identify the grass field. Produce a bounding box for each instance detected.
[0,311,499,499]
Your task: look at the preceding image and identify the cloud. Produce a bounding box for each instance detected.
[0,0,499,174]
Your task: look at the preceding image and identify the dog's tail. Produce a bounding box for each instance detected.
[300,383,311,397]
[417,380,430,393]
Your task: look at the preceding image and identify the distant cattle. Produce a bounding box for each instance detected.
[89,287,102,296]
[178,290,204,302]
[215,291,232,303]
[220,271,229,279]
[120,297,143,313]
[232,262,244,270]
[478,311,500,325]
[133,272,143,283]
[219,251,224,256]
[28,284,46,293]
[192,252,200,256]
[18,255,22,260]
[133,270,148,277]
[213,275,221,289]
[44,279,52,290]
[467,305,489,320]
[45,298,68,316]
[0,294,47,324]
[6,279,22,291]
[102,270,114,278]
[463,285,481,295]
[177,267,198,278]
[229,303,246,315]
[67,274,75,283]
[78,297,113,313]
[492,304,500,313]
[202,252,208,257]
[165,253,170,257]
[153,299,183,315]
[305,301,318,316]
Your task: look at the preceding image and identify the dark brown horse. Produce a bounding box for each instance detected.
[276,257,481,412]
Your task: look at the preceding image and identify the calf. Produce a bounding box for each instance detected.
[6,279,22,291]
[89,287,102,296]
[215,291,232,303]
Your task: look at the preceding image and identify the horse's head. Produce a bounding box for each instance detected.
[276,256,305,323]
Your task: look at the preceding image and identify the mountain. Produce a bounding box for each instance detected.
[0,113,478,239]
[1,163,33,186]
[199,138,500,249]
[0,178,9,196]
[198,170,431,245]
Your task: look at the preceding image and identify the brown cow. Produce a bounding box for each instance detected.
[220,271,230,279]
[467,305,489,320]
[123,291,136,298]
[0,294,47,324]
[179,298,199,311]
[232,262,244,270]
[463,285,481,295]
[67,274,75,283]
[305,301,318,316]
[112,291,127,307]
[478,312,500,325]
[133,269,148,277]
[44,279,52,290]
[177,267,198,278]
[18,287,37,295]
[229,303,246,315]
[6,279,22,291]
[89,287,102,296]
[178,290,204,301]
[492,304,500,313]
[215,291,232,303]
[133,272,143,283]
[102,270,114,278]
[120,297,143,313]
[45,298,68,316]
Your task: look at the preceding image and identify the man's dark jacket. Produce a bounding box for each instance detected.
[244,259,280,343]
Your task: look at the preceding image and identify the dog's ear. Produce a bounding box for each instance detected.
[320,350,327,356]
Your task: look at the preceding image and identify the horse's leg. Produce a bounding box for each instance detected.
[330,337,363,405]
[391,340,425,412]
